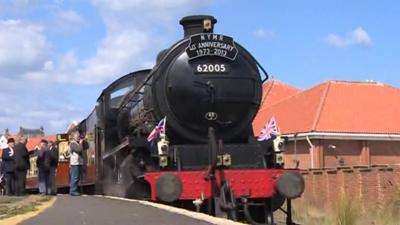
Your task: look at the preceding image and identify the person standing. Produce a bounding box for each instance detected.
[69,132,83,196]
[36,139,50,195]
[1,138,16,195]
[14,136,30,196]
[48,141,59,195]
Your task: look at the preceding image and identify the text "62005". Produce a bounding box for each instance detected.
[196,64,227,73]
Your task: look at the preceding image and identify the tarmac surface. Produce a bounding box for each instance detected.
[20,195,216,225]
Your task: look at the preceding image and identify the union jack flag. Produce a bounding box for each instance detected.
[257,116,279,141]
[147,117,166,142]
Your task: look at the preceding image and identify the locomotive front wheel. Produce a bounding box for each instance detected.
[119,154,150,199]
[101,157,119,196]
[264,198,274,225]
[242,198,275,225]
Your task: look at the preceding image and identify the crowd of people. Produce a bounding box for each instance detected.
[0,131,86,196]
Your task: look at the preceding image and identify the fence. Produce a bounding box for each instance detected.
[300,165,400,212]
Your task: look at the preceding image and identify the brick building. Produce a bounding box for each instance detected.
[18,126,45,138]
[253,80,400,169]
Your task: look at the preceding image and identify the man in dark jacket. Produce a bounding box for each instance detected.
[36,139,50,195]
[14,136,30,196]
[48,141,59,195]
[1,138,16,195]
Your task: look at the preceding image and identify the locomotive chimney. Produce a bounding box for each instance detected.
[180,15,217,38]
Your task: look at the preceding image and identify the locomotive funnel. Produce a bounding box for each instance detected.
[180,15,217,38]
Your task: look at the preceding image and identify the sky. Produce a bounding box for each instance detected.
[0,0,399,134]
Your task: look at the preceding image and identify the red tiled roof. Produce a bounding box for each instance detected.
[0,135,57,155]
[253,80,400,136]
[259,80,301,110]
[26,135,56,152]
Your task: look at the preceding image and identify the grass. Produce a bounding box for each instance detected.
[0,195,53,220]
[289,194,360,225]
[335,195,359,225]
[1,202,36,218]
[291,200,334,225]
[0,197,24,204]
[290,189,400,225]
[370,188,400,225]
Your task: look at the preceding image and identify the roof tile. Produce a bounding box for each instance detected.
[26,135,56,152]
[253,80,400,135]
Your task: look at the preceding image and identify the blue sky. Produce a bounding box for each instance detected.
[0,0,399,134]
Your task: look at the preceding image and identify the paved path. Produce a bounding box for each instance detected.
[20,195,215,225]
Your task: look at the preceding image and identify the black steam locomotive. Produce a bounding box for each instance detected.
[74,15,304,225]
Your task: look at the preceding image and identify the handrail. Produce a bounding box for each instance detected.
[117,39,189,112]
[234,42,269,82]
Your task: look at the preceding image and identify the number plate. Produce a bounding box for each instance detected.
[195,64,228,73]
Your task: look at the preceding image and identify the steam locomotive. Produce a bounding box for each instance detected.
[66,15,304,225]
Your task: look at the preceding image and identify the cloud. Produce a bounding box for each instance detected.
[75,29,149,84]
[0,76,87,133]
[51,10,86,33]
[58,10,84,25]
[26,29,150,85]
[0,0,214,133]
[92,0,212,19]
[0,0,43,17]
[253,28,274,39]
[0,105,85,134]
[0,0,33,10]
[11,0,34,7]
[0,20,50,76]
[324,27,372,48]
[24,0,213,85]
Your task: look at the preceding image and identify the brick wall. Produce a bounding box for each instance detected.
[370,141,400,165]
[284,141,311,169]
[322,140,363,167]
[284,139,400,169]
[300,165,400,211]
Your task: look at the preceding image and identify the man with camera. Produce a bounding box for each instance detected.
[69,132,84,196]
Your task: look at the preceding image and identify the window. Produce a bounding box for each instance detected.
[110,86,133,108]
